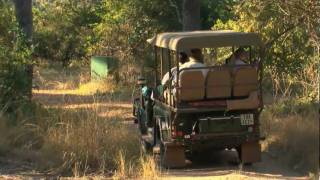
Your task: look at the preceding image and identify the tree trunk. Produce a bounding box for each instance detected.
[13,0,33,100]
[13,0,33,39]
[182,0,201,31]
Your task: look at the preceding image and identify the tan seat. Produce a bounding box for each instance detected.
[233,67,258,97]
[178,70,205,101]
[206,69,232,99]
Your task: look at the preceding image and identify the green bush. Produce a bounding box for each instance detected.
[0,2,32,113]
[33,1,102,66]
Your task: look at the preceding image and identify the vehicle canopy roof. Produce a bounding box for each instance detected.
[147,30,263,51]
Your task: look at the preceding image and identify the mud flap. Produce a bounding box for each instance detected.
[240,141,261,163]
[161,142,186,168]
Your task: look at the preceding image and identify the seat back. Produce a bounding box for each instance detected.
[178,70,205,101]
[206,69,232,99]
[233,67,258,97]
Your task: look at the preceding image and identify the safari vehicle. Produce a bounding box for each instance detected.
[132,30,265,168]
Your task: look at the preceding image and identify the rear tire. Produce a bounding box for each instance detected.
[236,146,242,161]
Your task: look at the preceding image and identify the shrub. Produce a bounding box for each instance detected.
[0,1,33,113]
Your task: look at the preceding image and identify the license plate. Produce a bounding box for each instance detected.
[240,114,254,126]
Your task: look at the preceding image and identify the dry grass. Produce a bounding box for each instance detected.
[0,100,147,177]
[34,62,118,95]
[261,98,319,173]
[76,81,117,95]
[0,100,161,179]
[0,63,159,179]
[39,106,141,175]
[261,57,319,175]
[33,63,87,90]
[138,155,159,179]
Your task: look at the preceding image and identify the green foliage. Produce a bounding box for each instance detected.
[200,0,237,29]
[213,0,319,99]
[91,0,182,84]
[33,1,103,65]
[0,1,33,112]
[32,0,237,83]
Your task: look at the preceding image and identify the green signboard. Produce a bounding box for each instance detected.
[91,56,118,81]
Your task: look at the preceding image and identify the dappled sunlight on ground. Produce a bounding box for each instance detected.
[33,65,132,121]
[98,108,132,119]
[44,102,130,109]
[34,89,83,95]
[33,89,132,120]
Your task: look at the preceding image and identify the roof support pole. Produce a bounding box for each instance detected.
[154,46,158,87]
[161,48,164,78]
[168,50,172,106]
[176,51,180,106]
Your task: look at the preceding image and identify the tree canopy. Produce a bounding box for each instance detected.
[0,0,319,107]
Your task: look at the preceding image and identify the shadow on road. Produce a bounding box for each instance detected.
[164,150,307,179]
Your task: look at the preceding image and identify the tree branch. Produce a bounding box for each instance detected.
[265,25,296,49]
[265,17,304,49]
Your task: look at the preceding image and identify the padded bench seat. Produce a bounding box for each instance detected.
[163,66,259,111]
[178,70,205,101]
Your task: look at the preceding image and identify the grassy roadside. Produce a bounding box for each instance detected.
[0,62,318,179]
[0,64,159,179]
[261,98,319,176]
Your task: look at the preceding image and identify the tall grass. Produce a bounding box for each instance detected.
[0,100,160,178]
[261,99,318,173]
[261,59,319,174]
[40,107,141,175]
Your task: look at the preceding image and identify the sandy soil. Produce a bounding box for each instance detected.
[160,151,309,180]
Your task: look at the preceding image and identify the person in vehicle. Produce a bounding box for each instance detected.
[180,48,207,77]
[161,52,189,86]
[180,48,206,68]
[228,47,249,65]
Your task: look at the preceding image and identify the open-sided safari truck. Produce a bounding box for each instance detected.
[132,30,265,168]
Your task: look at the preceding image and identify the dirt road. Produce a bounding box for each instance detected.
[160,151,307,179]
[0,88,310,179]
